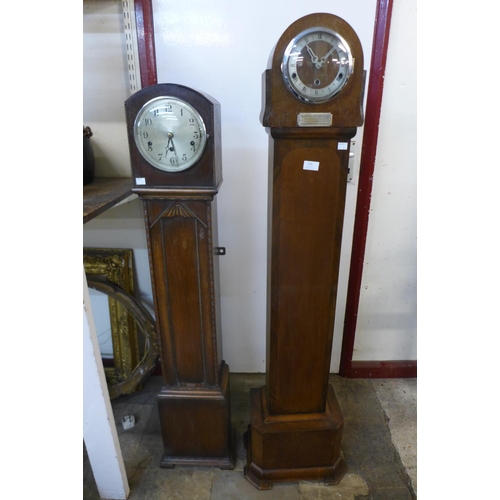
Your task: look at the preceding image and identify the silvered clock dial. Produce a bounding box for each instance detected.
[133,96,207,172]
[282,27,353,103]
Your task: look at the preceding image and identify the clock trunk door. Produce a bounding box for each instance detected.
[144,198,220,387]
[267,142,347,414]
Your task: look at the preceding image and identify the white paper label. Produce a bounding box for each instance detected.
[136,177,146,185]
[303,160,320,171]
[337,142,348,150]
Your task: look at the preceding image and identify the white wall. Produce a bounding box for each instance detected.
[83,0,132,177]
[353,0,417,361]
[83,0,416,373]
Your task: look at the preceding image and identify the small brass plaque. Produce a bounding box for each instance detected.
[297,113,333,127]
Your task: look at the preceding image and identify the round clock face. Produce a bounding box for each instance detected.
[133,96,207,172]
[282,27,353,104]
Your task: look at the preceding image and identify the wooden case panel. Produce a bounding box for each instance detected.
[157,363,233,465]
[245,386,346,488]
[266,139,349,415]
[143,198,221,387]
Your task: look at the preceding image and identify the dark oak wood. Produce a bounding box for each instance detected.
[125,85,233,468]
[245,386,346,490]
[157,362,234,468]
[262,13,364,130]
[125,84,222,192]
[340,0,396,377]
[83,177,133,224]
[142,197,223,387]
[140,193,233,468]
[267,137,349,415]
[245,13,364,489]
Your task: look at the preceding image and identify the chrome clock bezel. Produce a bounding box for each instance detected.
[281,26,354,104]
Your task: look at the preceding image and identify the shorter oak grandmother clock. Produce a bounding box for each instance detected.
[125,83,234,469]
[244,13,365,489]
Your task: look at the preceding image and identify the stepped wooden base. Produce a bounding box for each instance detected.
[157,363,234,469]
[244,385,346,489]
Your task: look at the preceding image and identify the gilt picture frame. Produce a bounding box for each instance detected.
[83,248,141,396]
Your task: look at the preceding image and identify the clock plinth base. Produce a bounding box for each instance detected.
[157,362,235,470]
[244,386,346,490]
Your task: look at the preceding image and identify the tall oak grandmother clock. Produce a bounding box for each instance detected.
[125,83,234,469]
[244,13,365,489]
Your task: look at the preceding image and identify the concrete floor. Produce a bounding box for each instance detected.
[84,374,416,499]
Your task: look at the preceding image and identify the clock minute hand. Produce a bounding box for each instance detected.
[319,45,338,66]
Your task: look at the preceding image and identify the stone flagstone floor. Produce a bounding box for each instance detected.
[84,374,416,499]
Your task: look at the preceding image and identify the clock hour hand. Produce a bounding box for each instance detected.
[305,45,322,70]
[166,132,174,152]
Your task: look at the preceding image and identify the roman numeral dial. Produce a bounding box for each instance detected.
[282,27,353,103]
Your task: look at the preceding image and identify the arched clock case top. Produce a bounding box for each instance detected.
[262,12,365,131]
[125,83,222,193]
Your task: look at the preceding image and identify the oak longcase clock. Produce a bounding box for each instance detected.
[244,13,365,489]
[125,83,234,469]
